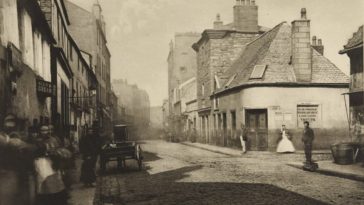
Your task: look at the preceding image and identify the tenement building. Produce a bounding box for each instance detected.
[65,0,112,135]
[167,32,200,128]
[193,1,349,150]
[340,25,364,144]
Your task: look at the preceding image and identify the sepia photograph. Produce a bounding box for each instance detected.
[0,0,363,204]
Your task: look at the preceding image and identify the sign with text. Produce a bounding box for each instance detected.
[297,104,320,128]
[36,79,53,97]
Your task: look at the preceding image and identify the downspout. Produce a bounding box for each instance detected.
[343,94,351,141]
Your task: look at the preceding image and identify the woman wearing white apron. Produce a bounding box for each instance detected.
[34,125,68,205]
[277,125,295,153]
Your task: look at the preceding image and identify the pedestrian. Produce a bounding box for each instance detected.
[240,124,248,154]
[34,125,68,205]
[302,121,315,163]
[79,127,101,187]
[0,114,30,205]
[276,125,295,153]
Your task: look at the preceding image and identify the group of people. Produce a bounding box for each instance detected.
[239,121,315,163]
[0,114,73,205]
[0,114,104,205]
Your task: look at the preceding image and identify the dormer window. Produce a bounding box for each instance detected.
[250,65,267,79]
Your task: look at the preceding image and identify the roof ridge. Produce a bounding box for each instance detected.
[312,49,349,79]
[223,22,286,88]
[65,0,92,15]
[242,21,287,48]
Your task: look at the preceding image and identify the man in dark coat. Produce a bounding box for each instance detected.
[302,121,315,163]
[79,127,101,186]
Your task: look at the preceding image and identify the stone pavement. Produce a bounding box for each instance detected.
[68,158,96,205]
[93,140,364,204]
[181,141,364,183]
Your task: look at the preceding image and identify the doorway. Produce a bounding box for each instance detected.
[245,109,268,151]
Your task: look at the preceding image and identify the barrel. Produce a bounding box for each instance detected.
[335,143,355,165]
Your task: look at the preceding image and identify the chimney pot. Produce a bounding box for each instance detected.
[318,39,322,46]
[251,0,255,5]
[312,36,317,45]
[216,13,221,21]
[301,8,307,19]
[236,0,240,5]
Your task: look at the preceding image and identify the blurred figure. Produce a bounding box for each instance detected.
[240,124,248,154]
[34,125,68,205]
[0,114,29,205]
[79,127,101,187]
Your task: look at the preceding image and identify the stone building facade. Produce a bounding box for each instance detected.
[167,33,200,116]
[193,1,349,150]
[65,0,112,134]
[0,0,56,132]
[0,0,58,203]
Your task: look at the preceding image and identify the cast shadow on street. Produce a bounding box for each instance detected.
[96,151,329,205]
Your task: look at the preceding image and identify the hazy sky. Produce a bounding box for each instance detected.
[69,0,364,106]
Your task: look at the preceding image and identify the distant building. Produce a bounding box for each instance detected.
[162,99,169,128]
[340,25,364,143]
[112,79,150,136]
[193,1,349,150]
[150,106,164,129]
[168,32,200,117]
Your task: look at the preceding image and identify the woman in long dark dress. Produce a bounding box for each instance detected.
[79,128,100,186]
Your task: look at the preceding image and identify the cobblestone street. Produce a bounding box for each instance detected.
[94,140,364,205]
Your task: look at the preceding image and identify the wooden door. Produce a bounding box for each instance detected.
[246,109,268,151]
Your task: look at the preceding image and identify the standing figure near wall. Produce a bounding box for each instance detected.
[276,125,295,153]
[240,124,248,154]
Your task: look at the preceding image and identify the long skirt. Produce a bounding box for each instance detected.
[80,156,97,184]
[36,189,67,205]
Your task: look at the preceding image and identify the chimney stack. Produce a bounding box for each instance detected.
[233,0,259,32]
[312,36,317,45]
[213,14,224,29]
[92,1,101,20]
[312,37,324,55]
[291,8,312,82]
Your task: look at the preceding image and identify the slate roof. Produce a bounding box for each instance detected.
[339,25,363,54]
[220,22,270,33]
[217,22,349,94]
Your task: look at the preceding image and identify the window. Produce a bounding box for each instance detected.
[231,111,236,131]
[180,66,186,73]
[250,65,267,79]
[202,83,205,96]
[214,97,219,109]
